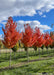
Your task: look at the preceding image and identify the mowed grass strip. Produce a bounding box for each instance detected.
[0,48,54,68]
[0,57,54,75]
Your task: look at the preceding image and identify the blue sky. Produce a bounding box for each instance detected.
[0,0,54,39]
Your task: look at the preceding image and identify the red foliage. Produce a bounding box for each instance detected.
[21,24,36,47]
[34,27,45,47]
[34,34,45,47]
[50,32,54,47]
[35,27,41,38]
[44,32,52,47]
[2,17,22,48]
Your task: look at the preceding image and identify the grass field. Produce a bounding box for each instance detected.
[0,48,54,75]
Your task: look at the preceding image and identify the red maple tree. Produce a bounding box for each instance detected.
[50,32,54,47]
[21,24,36,47]
[33,27,45,48]
[21,24,36,62]
[44,32,52,47]
[2,17,22,48]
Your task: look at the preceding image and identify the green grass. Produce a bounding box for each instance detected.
[0,48,54,75]
[0,57,54,75]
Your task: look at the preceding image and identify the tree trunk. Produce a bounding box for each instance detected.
[25,47,29,62]
[9,49,11,67]
[47,48,48,54]
[42,49,43,55]
[26,50,29,62]
[35,50,37,56]
[0,49,1,56]
[41,45,44,55]
[6,49,7,59]
[34,47,37,56]
[14,52,16,59]
[35,49,37,56]
[39,48,40,58]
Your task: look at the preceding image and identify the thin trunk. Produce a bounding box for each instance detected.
[24,47,29,62]
[35,49,37,56]
[6,49,7,59]
[47,48,48,54]
[14,52,16,59]
[42,49,43,55]
[39,48,40,58]
[26,50,29,62]
[35,50,37,56]
[19,50,20,57]
[34,47,37,56]
[33,48,35,55]
[0,49,1,56]
[41,45,44,55]
[9,49,11,67]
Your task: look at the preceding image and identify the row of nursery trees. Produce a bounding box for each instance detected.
[2,17,54,67]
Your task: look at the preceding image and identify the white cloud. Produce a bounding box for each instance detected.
[0,34,3,40]
[42,15,46,18]
[0,0,54,21]
[1,19,51,33]
[17,20,51,33]
[38,11,43,15]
